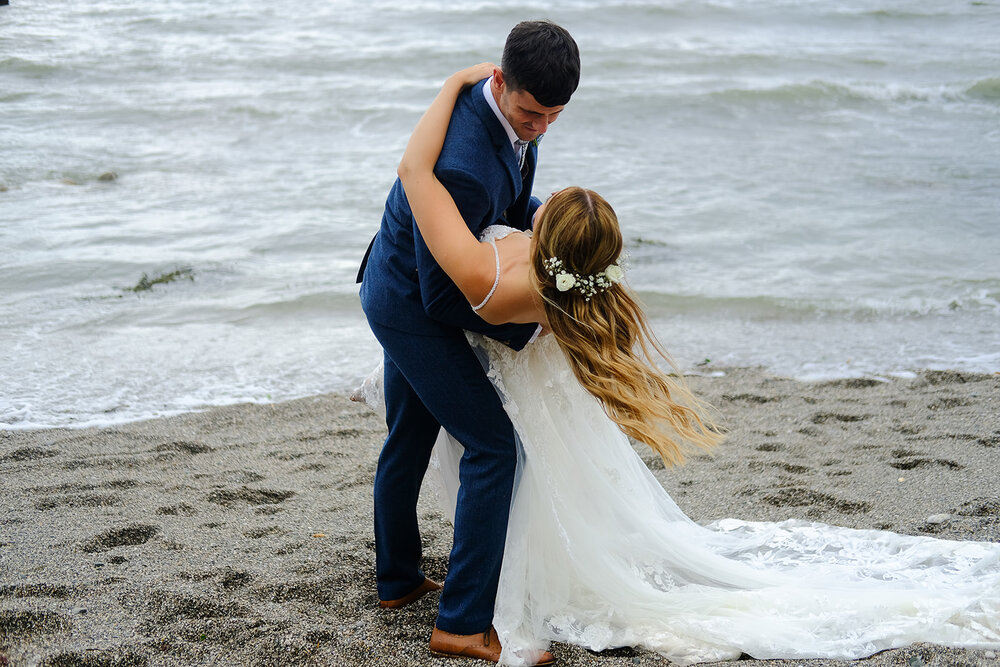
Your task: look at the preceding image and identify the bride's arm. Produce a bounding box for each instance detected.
[397,64,501,309]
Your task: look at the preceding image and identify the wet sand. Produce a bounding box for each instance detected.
[2,368,998,666]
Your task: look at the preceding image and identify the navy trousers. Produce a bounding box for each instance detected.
[367,319,518,634]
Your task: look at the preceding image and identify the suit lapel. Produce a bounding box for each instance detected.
[470,81,523,196]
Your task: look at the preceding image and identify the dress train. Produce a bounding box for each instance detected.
[471,334,999,665]
[357,334,999,665]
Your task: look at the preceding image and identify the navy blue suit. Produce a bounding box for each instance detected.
[358,79,541,633]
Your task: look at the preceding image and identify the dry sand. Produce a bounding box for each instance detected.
[2,368,998,667]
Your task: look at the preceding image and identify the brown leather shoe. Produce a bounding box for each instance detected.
[429,626,555,665]
[378,577,443,609]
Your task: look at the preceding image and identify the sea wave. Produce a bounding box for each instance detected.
[967,77,1000,101]
[705,80,999,106]
[386,0,996,22]
[634,285,1000,320]
[0,56,63,77]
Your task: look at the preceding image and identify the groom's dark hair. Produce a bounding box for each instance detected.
[501,20,580,108]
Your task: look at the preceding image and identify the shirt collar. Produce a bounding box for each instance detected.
[483,77,521,151]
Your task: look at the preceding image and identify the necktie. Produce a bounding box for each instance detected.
[515,140,529,178]
[515,140,529,170]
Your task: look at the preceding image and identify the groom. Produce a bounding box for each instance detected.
[357,21,580,664]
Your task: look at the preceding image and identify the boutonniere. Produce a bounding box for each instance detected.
[532,134,544,148]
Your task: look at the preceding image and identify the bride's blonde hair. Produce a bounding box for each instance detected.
[531,187,724,465]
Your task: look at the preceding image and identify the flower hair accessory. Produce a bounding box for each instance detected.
[543,256,625,301]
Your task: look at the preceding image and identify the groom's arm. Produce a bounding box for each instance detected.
[414,167,537,351]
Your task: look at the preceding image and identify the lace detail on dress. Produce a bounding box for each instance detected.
[479,224,522,243]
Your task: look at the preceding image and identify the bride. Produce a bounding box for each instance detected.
[365,63,1000,666]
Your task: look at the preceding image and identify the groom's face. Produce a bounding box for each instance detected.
[493,70,565,142]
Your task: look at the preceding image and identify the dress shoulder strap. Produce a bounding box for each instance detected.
[471,237,500,313]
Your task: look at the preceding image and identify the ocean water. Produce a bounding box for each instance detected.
[2,0,998,429]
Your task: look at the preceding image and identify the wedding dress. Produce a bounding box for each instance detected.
[358,225,1000,666]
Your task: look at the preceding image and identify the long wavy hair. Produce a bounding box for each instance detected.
[530,187,724,465]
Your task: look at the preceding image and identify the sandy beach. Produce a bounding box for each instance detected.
[2,368,998,667]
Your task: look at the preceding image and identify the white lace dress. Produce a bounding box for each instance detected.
[358,225,1000,666]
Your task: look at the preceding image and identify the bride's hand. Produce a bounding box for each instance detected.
[448,62,497,88]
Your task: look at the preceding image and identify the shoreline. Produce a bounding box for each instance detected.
[2,367,998,666]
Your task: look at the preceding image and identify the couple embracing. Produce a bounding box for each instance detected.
[356,20,1000,667]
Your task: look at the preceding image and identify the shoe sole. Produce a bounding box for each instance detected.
[429,648,554,665]
[378,579,442,609]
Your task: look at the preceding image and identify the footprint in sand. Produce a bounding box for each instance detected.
[889,448,963,471]
[0,447,59,463]
[0,609,69,641]
[762,488,871,515]
[205,487,295,507]
[0,584,73,600]
[978,433,1000,448]
[155,441,212,454]
[35,493,122,510]
[920,370,977,385]
[156,503,198,516]
[819,378,883,389]
[927,397,972,411]
[811,412,870,425]
[243,526,288,539]
[79,523,159,553]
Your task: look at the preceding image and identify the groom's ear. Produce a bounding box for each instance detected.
[492,68,505,92]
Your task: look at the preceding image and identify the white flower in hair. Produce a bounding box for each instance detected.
[543,255,626,300]
[604,263,624,283]
[555,273,576,292]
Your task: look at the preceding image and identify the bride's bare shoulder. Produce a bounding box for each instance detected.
[476,233,543,326]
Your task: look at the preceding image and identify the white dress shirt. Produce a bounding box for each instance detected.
[483,77,522,159]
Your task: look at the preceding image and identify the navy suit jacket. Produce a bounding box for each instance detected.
[359,79,541,350]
